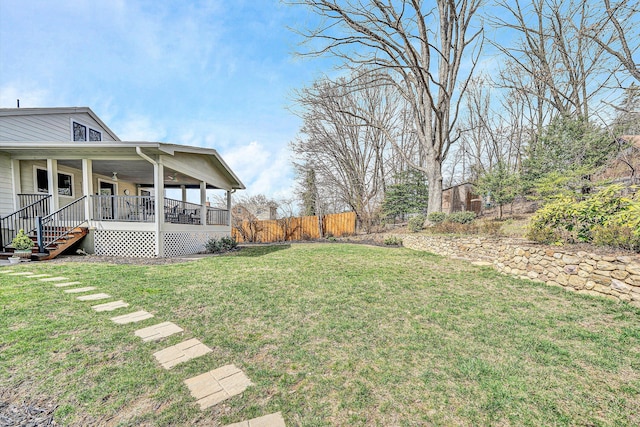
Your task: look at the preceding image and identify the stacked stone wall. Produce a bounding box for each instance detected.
[386,234,640,307]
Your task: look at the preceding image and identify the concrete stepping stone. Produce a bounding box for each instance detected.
[64,286,97,294]
[184,364,253,409]
[110,310,154,325]
[29,274,51,278]
[0,270,15,274]
[77,293,111,301]
[92,300,129,312]
[223,412,286,427]
[154,338,212,370]
[8,272,34,276]
[471,261,493,267]
[135,321,184,342]
[54,281,82,287]
[39,276,69,282]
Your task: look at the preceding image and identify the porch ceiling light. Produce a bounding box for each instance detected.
[112,172,118,181]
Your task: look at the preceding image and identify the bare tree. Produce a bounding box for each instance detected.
[582,0,639,83]
[491,0,612,121]
[292,74,402,230]
[289,0,483,213]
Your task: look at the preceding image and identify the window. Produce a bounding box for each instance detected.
[36,168,48,193]
[57,172,73,196]
[35,167,74,197]
[89,128,102,141]
[72,120,102,141]
[73,122,86,141]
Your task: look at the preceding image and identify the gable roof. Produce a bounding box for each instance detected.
[0,107,121,141]
[0,107,245,190]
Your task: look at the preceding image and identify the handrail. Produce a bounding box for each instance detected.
[207,206,229,225]
[37,196,87,251]
[90,195,155,222]
[164,198,203,224]
[18,193,49,209]
[0,195,51,250]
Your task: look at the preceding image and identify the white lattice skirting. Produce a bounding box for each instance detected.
[95,230,156,258]
[93,230,228,258]
[163,231,226,257]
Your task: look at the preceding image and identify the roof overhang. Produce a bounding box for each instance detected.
[0,141,245,190]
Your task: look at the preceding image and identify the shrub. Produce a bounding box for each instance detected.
[383,236,403,246]
[447,211,476,224]
[11,229,33,250]
[526,184,640,251]
[479,219,503,236]
[205,236,237,253]
[407,214,426,232]
[592,223,640,252]
[427,212,446,224]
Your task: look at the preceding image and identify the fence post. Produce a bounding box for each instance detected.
[36,216,44,253]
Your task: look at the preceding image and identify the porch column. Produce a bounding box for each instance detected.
[200,182,207,227]
[181,185,187,202]
[154,162,165,257]
[47,159,59,211]
[226,190,232,227]
[82,159,93,220]
[10,159,21,210]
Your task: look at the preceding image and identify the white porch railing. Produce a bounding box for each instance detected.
[89,195,229,225]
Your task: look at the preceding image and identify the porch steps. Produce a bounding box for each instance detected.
[40,227,89,261]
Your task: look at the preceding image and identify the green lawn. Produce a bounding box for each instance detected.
[1,244,639,426]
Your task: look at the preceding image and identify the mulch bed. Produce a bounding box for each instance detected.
[0,398,58,427]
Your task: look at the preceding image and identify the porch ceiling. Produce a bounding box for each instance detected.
[59,159,204,188]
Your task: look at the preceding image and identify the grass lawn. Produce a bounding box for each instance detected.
[1,243,639,426]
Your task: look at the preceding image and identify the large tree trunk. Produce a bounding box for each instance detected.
[425,156,443,214]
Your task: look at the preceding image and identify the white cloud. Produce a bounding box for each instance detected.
[221,141,294,199]
[0,83,57,108]
[114,114,167,142]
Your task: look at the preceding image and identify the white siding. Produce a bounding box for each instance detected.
[0,112,115,142]
[0,153,13,217]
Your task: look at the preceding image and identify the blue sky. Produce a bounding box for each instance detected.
[0,0,331,199]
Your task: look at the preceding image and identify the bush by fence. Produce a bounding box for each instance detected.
[232,212,357,243]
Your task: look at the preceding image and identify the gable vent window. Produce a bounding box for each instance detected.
[73,121,102,141]
[89,128,102,141]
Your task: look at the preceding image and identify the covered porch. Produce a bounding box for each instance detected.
[1,142,244,258]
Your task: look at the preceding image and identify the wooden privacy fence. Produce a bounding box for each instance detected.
[232,211,357,243]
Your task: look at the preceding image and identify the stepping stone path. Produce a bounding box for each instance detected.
[184,364,253,410]
[77,293,111,301]
[39,277,68,282]
[2,269,283,425]
[92,300,129,312]
[153,338,212,369]
[135,321,183,342]
[53,281,82,287]
[64,286,97,293]
[110,310,154,325]
[223,412,286,427]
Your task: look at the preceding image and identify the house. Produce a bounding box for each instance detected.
[442,183,481,214]
[0,107,244,258]
[233,202,278,221]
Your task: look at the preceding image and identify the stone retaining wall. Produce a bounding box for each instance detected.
[389,234,640,307]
